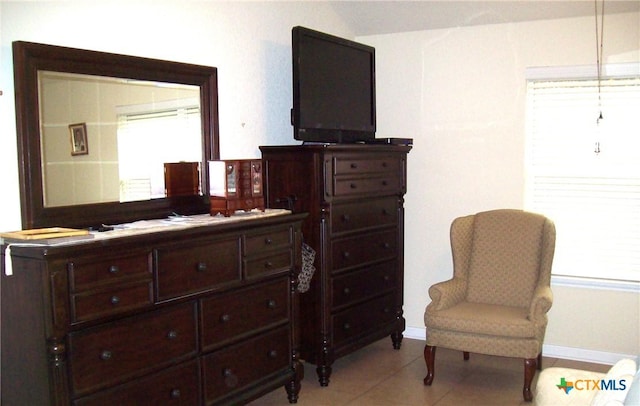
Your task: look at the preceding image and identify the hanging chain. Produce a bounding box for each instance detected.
[594,0,605,154]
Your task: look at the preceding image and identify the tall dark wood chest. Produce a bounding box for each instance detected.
[260,144,410,386]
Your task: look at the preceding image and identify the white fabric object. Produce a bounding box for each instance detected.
[4,244,12,276]
[535,367,606,405]
[535,359,638,406]
[625,368,640,405]
[592,359,637,406]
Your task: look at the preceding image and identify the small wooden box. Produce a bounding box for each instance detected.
[209,159,264,217]
[164,162,200,197]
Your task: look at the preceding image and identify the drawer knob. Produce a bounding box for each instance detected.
[220,314,231,323]
[343,323,351,331]
[350,163,358,169]
[384,307,391,314]
[170,389,181,399]
[100,350,112,361]
[382,209,390,216]
[342,251,350,259]
[382,161,388,168]
[343,287,351,295]
[222,368,238,387]
[197,262,207,272]
[108,265,119,274]
[384,275,391,282]
[267,299,277,309]
[383,242,391,249]
[167,330,178,340]
[349,183,357,189]
[264,261,273,269]
[382,180,388,186]
[341,214,351,222]
[264,237,273,245]
[110,296,120,305]
[268,349,278,358]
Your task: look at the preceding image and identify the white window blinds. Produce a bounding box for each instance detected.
[525,75,640,282]
[117,104,201,201]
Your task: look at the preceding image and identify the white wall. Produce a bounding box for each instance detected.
[360,11,640,361]
[0,0,354,232]
[1,1,639,362]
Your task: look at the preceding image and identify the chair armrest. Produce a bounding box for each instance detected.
[428,277,467,311]
[528,285,553,322]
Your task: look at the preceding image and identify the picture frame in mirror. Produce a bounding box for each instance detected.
[69,122,88,156]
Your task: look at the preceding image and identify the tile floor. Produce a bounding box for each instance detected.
[250,338,611,405]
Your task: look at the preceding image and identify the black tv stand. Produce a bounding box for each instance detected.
[366,137,413,146]
[300,138,413,147]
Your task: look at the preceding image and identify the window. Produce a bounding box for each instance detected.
[525,65,640,282]
[116,99,201,202]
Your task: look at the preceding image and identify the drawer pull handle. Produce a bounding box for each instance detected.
[197,262,207,272]
[100,350,112,361]
[343,323,351,331]
[341,214,351,222]
[220,314,231,323]
[110,296,120,305]
[267,299,277,309]
[167,330,178,340]
[170,389,181,399]
[264,237,273,245]
[108,265,119,274]
[222,368,238,387]
[268,349,278,358]
[343,287,351,295]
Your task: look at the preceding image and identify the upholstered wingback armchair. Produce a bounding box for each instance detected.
[424,209,556,402]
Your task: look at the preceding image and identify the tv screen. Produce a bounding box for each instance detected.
[292,26,376,143]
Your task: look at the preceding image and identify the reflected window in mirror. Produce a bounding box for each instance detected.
[38,71,202,207]
[116,95,201,202]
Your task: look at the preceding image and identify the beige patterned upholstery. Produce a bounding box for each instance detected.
[423,209,556,402]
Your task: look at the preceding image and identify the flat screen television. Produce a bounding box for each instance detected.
[292,26,376,144]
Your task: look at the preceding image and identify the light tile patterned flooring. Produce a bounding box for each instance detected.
[250,338,611,405]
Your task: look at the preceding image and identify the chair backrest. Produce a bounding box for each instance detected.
[452,209,555,308]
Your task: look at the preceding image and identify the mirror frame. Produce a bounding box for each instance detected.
[13,41,219,229]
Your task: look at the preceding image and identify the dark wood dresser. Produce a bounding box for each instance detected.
[260,144,411,386]
[1,211,306,405]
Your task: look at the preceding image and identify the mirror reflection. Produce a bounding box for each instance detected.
[38,71,202,207]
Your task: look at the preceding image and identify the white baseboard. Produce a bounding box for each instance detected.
[403,327,637,366]
[404,326,426,341]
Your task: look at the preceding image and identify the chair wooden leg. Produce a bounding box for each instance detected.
[463,351,470,361]
[523,357,537,402]
[423,345,436,385]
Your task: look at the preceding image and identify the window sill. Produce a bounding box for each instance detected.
[551,275,640,293]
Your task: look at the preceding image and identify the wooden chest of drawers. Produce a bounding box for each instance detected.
[260,144,410,386]
[1,212,306,405]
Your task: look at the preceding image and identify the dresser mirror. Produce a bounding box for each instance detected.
[13,41,220,229]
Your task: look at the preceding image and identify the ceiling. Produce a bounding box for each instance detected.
[329,1,640,36]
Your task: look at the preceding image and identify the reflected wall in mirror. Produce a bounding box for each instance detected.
[13,41,219,229]
[39,71,202,207]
